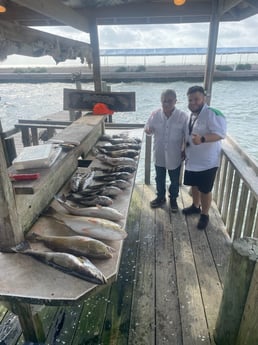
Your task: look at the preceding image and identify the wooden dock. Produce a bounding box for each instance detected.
[0,183,231,345]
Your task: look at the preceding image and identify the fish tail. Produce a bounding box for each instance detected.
[54,194,66,205]
[44,206,59,218]
[10,240,31,253]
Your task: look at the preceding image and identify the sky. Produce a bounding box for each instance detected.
[1,13,258,67]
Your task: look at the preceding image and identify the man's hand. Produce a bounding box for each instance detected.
[192,134,202,145]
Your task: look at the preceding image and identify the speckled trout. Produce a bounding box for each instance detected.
[54,195,124,222]
[46,207,127,241]
[13,244,107,285]
[29,232,115,259]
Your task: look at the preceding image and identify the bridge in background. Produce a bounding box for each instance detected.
[100,47,258,56]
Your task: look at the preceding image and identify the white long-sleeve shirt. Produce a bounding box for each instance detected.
[145,107,188,170]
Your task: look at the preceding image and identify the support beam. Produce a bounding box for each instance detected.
[12,0,90,32]
[0,122,23,249]
[203,0,220,105]
[89,17,102,92]
[220,0,242,15]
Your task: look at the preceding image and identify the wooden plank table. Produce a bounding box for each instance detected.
[0,124,143,342]
[11,115,105,231]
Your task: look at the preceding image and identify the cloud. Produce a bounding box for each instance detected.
[0,14,257,66]
[98,14,258,48]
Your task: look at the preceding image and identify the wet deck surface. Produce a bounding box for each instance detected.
[0,183,231,345]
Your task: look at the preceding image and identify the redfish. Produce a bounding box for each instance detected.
[46,207,127,241]
[29,232,115,259]
[54,195,124,221]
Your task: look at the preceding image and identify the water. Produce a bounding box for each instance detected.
[0,80,258,164]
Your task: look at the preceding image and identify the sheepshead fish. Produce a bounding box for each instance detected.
[85,179,130,190]
[96,154,137,167]
[54,195,124,221]
[67,194,113,206]
[97,147,139,158]
[12,243,107,285]
[29,232,115,259]
[97,143,141,151]
[92,166,136,174]
[77,186,122,198]
[94,172,133,181]
[46,207,127,241]
[70,171,94,192]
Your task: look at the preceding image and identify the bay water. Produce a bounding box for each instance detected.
[1,79,257,170]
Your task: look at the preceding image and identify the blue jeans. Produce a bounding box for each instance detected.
[155,165,181,200]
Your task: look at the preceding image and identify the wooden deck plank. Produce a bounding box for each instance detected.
[100,185,144,344]
[206,203,231,285]
[0,184,232,345]
[181,189,222,344]
[70,286,111,344]
[172,190,211,345]
[155,202,183,345]
[128,185,156,345]
[0,311,21,345]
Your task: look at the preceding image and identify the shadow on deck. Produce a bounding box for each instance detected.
[0,184,231,345]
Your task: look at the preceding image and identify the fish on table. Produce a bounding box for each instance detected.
[70,170,95,192]
[86,179,131,190]
[98,134,141,144]
[96,142,141,151]
[93,171,133,181]
[54,195,124,222]
[77,185,123,198]
[28,232,115,259]
[92,166,136,174]
[67,194,113,207]
[97,147,139,158]
[96,154,137,167]
[45,207,127,241]
[12,242,107,285]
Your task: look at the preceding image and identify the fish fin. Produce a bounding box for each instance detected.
[43,206,58,217]
[54,194,66,204]
[10,240,31,253]
[96,204,103,209]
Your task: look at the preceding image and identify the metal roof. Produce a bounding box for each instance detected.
[1,0,258,32]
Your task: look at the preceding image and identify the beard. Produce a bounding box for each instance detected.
[189,103,204,114]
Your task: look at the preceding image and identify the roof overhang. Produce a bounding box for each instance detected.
[0,0,257,32]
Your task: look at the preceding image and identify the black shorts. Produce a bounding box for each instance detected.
[184,167,218,193]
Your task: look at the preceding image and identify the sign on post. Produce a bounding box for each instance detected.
[63,89,136,112]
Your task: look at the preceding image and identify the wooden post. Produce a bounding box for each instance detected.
[214,237,258,345]
[11,302,46,343]
[145,134,152,185]
[203,0,219,105]
[0,121,24,249]
[236,262,258,345]
[89,16,102,92]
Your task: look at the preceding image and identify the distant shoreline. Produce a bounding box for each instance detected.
[1,64,258,83]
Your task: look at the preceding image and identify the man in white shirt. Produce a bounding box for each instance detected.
[145,89,188,211]
[183,85,227,229]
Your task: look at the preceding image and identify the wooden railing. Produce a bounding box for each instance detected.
[213,135,258,240]
[144,134,258,240]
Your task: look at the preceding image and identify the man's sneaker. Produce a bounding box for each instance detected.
[150,197,166,208]
[170,198,178,213]
[182,204,201,215]
[197,214,209,230]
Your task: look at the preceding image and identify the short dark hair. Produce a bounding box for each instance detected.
[187,86,205,95]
